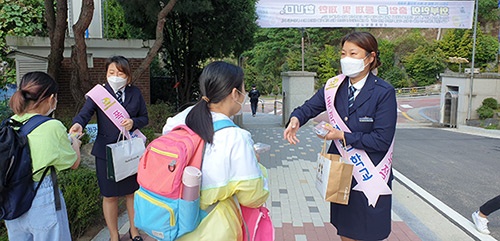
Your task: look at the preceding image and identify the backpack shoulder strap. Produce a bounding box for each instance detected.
[19,115,52,136]
[213,119,237,132]
[18,115,60,211]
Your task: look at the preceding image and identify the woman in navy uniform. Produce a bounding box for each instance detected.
[284,32,397,240]
[70,56,148,241]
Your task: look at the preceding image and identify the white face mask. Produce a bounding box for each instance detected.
[107,76,127,92]
[234,89,247,115]
[45,98,57,116]
[340,56,369,78]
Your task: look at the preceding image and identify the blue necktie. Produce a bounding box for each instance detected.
[348,85,356,108]
[116,90,123,104]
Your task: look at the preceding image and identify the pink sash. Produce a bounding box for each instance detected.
[324,75,393,207]
[86,85,146,142]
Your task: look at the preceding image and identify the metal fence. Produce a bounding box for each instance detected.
[395,86,440,97]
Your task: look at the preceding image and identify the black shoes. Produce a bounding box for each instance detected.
[129,229,144,241]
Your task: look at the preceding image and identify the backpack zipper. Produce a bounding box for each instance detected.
[136,189,175,226]
[150,147,179,158]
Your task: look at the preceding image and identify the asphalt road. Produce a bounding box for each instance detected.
[394,128,500,240]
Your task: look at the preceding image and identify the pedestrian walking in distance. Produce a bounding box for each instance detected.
[248,84,260,117]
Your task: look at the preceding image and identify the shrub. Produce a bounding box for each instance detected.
[477,105,495,119]
[141,126,157,144]
[0,222,6,241]
[0,99,12,121]
[482,97,498,110]
[147,102,175,133]
[59,167,103,240]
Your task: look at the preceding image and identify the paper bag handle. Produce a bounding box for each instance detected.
[115,127,127,143]
[321,136,347,162]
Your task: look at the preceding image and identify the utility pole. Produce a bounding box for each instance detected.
[467,0,479,120]
[301,28,305,71]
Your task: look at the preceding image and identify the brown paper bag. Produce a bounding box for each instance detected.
[315,140,353,205]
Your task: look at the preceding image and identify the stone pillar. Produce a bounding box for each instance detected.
[281,71,317,126]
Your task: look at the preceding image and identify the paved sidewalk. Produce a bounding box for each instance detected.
[93,110,485,241]
[243,113,421,241]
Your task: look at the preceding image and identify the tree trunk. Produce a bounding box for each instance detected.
[131,0,177,84]
[70,0,94,112]
[44,0,67,81]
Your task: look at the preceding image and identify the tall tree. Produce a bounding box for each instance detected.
[44,0,67,81]
[132,0,176,83]
[121,0,258,105]
[70,0,93,109]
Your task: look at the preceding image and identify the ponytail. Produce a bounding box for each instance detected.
[9,72,58,115]
[185,61,244,144]
[186,100,214,143]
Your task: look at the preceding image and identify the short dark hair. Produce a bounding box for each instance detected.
[341,32,381,71]
[105,56,132,84]
[252,84,256,88]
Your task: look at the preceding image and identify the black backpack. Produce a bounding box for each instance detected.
[0,115,60,220]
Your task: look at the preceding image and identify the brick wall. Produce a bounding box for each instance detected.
[57,57,150,114]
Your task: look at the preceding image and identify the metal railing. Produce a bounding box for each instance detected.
[274,100,282,115]
[395,87,440,96]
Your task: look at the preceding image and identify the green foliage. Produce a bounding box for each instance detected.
[377,39,395,77]
[402,43,446,86]
[381,67,410,88]
[438,28,499,69]
[147,102,175,133]
[478,0,500,22]
[476,98,499,119]
[121,0,259,104]
[0,99,13,121]
[482,97,498,110]
[141,126,157,144]
[244,28,299,94]
[477,105,495,119]
[103,0,144,39]
[393,30,426,61]
[0,220,5,240]
[244,28,351,93]
[484,123,499,130]
[0,0,46,86]
[314,44,340,87]
[58,167,103,240]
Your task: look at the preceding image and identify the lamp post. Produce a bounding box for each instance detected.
[301,28,305,71]
[467,0,479,121]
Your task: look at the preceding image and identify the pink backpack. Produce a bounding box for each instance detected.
[137,124,205,198]
[241,205,275,241]
[134,121,236,241]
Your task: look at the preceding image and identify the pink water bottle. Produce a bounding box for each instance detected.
[182,166,202,201]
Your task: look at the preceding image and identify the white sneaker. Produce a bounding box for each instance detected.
[472,211,491,234]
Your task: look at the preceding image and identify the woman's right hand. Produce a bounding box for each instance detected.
[284,117,300,145]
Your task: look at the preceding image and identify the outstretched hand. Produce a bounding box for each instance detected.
[284,117,300,145]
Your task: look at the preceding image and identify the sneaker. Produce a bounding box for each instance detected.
[472,211,491,234]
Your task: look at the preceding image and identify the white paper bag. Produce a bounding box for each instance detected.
[106,137,145,182]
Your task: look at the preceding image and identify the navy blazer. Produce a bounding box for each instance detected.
[290,73,397,171]
[73,84,149,159]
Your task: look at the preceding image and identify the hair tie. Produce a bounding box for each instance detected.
[201,96,210,103]
[21,90,33,100]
